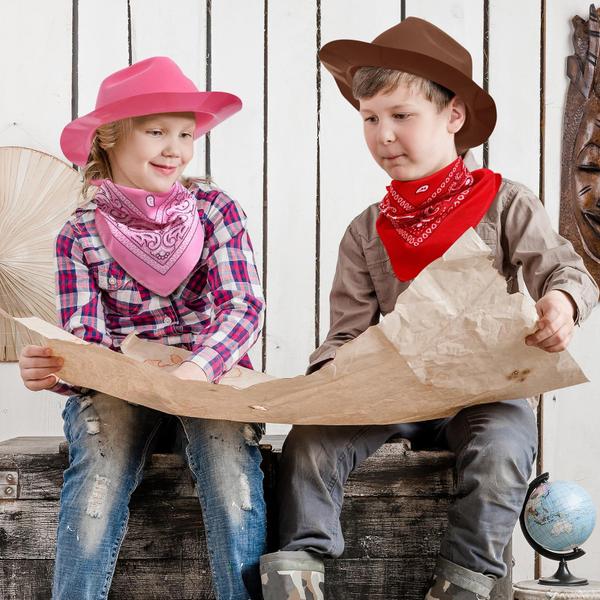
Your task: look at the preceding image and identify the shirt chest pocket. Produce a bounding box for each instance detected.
[474,221,506,279]
[475,221,498,255]
[362,236,406,315]
[363,236,393,277]
[94,263,146,316]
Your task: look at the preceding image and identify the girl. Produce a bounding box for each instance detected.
[18,56,266,600]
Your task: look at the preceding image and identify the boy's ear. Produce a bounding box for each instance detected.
[447,96,467,134]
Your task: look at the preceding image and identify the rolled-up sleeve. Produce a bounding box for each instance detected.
[502,185,599,323]
[188,195,264,381]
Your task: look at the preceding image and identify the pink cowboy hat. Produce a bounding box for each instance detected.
[61,56,242,166]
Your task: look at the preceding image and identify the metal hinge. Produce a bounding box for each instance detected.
[0,471,18,499]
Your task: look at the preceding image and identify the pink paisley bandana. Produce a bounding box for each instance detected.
[94,180,204,296]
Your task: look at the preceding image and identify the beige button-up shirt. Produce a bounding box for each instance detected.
[309,179,599,373]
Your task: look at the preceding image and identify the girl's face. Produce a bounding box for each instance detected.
[108,113,195,192]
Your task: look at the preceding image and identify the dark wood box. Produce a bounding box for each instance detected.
[0,436,511,599]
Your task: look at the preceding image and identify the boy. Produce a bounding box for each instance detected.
[260,18,599,600]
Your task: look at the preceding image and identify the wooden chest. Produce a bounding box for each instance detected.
[0,436,511,599]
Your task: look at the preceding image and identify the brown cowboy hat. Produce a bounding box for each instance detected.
[319,17,496,151]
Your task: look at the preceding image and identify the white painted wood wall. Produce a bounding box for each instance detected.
[1,0,598,583]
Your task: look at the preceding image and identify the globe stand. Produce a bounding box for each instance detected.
[520,473,589,587]
[539,558,588,586]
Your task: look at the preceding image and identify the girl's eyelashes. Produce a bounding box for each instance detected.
[393,113,411,120]
[144,129,193,138]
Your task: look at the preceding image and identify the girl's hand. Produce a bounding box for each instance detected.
[525,290,577,352]
[173,361,209,382]
[19,345,64,391]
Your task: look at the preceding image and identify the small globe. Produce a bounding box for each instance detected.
[524,480,596,553]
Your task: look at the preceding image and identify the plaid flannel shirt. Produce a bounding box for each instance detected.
[52,182,264,396]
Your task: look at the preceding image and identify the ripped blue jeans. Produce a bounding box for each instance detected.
[53,392,266,600]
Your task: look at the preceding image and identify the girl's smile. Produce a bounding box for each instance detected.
[150,162,178,176]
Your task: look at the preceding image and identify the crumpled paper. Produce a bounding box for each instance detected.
[380,228,560,394]
[6,229,587,425]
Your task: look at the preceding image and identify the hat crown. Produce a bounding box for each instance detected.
[318,16,496,151]
[96,56,199,109]
[372,17,472,78]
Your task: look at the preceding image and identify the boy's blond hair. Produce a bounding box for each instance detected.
[82,118,133,194]
[352,67,454,111]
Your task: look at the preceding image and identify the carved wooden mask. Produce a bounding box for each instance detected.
[560,4,600,284]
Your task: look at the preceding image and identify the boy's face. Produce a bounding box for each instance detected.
[359,83,464,181]
[108,113,195,193]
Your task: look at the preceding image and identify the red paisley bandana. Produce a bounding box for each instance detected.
[376,157,502,281]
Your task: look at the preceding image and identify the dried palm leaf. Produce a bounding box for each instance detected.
[0,147,83,361]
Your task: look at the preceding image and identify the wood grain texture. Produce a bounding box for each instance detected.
[0,559,215,600]
[0,436,511,599]
[0,496,452,561]
[0,556,512,600]
[0,437,456,499]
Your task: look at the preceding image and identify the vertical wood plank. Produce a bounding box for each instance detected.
[0,1,72,159]
[78,0,129,121]
[319,0,400,343]
[544,0,575,229]
[541,0,600,579]
[0,366,64,440]
[487,0,541,193]
[404,0,485,166]
[0,0,73,438]
[265,2,318,378]
[128,0,207,177]
[487,0,542,579]
[210,1,265,371]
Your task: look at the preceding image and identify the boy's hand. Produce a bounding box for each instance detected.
[173,361,209,382]
[19,345,64,391]
[525,290,577,352]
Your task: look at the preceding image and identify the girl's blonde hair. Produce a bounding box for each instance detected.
[82,118,133,195]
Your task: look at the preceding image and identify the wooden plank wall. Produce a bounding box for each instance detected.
[1,0,599,581]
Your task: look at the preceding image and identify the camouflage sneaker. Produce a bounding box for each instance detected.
[425,577,488,600]
[260,550,324,600]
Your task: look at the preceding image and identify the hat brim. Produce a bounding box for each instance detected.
[319,40,496,152]
[61,91,242,166]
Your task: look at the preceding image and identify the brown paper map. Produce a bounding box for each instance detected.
[7,229,587,425]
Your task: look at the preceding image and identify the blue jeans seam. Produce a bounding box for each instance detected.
[99,515,129,600]
[183,422,265,599]
[97,415,164,600]
[184,448,221,591]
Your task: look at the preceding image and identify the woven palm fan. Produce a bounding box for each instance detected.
[0,147,83,361]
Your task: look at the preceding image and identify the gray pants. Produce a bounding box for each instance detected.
[278,399,537,578]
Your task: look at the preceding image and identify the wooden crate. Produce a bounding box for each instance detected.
[0,436,511,599]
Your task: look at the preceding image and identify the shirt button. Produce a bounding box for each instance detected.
[146,195,155,207]
[108,276,117,286]
[163,316,172,325]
